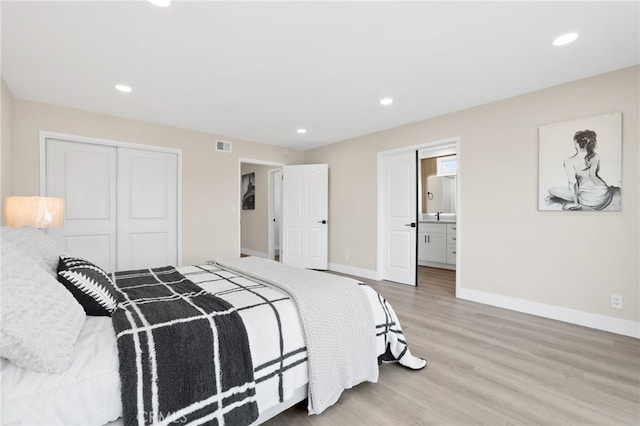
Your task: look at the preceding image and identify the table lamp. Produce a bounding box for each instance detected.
[4,196,65,228]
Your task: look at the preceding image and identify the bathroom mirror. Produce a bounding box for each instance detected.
[421,157,456,214]
[426,175,456,213]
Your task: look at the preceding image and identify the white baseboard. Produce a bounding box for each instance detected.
[457,287,640,339]
[240,248,269,258]
[328,262,379,281]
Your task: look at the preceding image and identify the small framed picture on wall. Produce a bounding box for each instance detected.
[241,172,255,210]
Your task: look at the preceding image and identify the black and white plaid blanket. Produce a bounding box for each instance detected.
[177,264,309,414]
[111,266,259,426]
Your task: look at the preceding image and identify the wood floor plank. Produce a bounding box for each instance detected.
[265,266,640,425]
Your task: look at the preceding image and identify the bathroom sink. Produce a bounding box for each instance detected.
[421,213,456,223]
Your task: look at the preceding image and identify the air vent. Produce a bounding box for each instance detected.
[215,140,232,153]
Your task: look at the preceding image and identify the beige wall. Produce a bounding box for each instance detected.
[11,99,304,265]
[240,163,273,256]
[306,65,639,324]
[1,78,15,221]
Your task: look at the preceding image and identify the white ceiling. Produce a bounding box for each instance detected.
[2,1,639,151]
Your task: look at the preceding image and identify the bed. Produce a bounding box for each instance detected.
[1,226,426,425]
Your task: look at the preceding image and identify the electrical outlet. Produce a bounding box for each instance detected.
[610,294,623,310]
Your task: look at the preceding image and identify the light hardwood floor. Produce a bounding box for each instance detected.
[265,266,640,425]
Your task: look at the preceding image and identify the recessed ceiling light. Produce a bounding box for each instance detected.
[115,84,132,93]
[380,97,394,106]
[553,32,578,47]
[297,128,307,134]
[148,0,171,7]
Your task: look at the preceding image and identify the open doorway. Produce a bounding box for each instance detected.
[417,145,457,271]
[239,160,283,260]
[377,138,460,290]
[239,160,329,268]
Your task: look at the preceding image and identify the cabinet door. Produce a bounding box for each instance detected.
[447,244,457,264]
[418,232,429,261]
[419,232,447,263]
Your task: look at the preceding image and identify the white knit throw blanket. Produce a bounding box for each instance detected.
[215,257,378,415]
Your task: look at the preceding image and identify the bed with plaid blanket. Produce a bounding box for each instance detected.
[109,261,425,425]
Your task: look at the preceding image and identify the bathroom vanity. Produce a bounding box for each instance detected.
[418,220,456,270]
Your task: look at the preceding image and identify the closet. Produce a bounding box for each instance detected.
[42,135,180,273]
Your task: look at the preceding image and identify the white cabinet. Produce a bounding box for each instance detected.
[418,223,447,263]
[418,222,456,269]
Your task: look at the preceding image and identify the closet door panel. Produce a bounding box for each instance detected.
[63,235,113,272]
[117,148,178,270]
[45,139,117,272]
[129,156,169,218]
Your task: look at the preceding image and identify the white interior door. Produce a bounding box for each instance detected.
[281,164,328,270]
[383,151,417,285]
[45,139,117,272]
[117,148,178,270]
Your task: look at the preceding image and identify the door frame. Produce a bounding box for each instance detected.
[39,130,183,266]
[238,158,285,259]
[267,168,282,261]
[376,137,461,291]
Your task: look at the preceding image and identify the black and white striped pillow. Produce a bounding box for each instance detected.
[57,256,119,316]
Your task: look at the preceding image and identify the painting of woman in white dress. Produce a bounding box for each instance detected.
[539,112,621,211]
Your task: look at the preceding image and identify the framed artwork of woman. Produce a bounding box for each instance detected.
[539,112,622,211]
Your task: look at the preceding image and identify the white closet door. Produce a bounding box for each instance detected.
[117,148,178,270]
[45,139,117,272]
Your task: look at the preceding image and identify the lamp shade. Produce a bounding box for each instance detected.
[4,196,65,228]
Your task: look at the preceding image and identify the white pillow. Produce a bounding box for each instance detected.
[0,238,86,373]
[0,226,65,276]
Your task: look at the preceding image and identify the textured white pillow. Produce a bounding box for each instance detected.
[0,238,86,373]
[0,226,66,276]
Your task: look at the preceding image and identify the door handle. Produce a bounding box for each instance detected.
[318,220,327,224]
[404,222,416,227]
